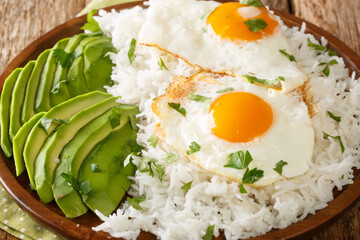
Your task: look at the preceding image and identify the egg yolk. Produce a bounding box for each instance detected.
[206,2,279,42]
[210,92,273,143]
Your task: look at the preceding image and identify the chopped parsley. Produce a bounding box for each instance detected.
[158,57,168,70]
[147,134,158,148]
[164,152,178,164]
[127,195,146,211]
[90,163,101,172]
[239,184,247,193]
[188,92,212,103]
[307,38,337,56]
[318,59,338,77]
[181,180,193,192]
[273,160,288,175]
[168,102,186,116]
[186,141,201,155]
[239,0,262,7]
[243,74,284,87]
[216,87,234,93]
[242,167,264,184]
[109,107,122,129]
[137,156,156,173]
[244,18,268,32]
[155,164,164,182]
[128,38,137,64]
[224,150,252,169]
[322,131,345,154]
[279,49,296,62]
[327,111,341,123]
[40,117,69,135]
[80,9,101,32]
[61,173,92,195]
[53,49,75,68]
[203,224,215,240]
[202,27,207,33]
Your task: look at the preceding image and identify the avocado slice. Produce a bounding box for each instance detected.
[9,61,35,141]
[13,112,45,176]
[34,96,120,203]
[21,49,51,124]
[83,38,116,91]
[35,38,69,112]
[78,116,139,216]
[52,104,139,218]
[24,91,111,189]
[50,34,86,106]
[66,55,90,97]
[0,68,22,157]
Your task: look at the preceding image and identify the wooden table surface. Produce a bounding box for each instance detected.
[0,0,359,239]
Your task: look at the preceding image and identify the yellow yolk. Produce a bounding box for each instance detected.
[206,2,279,42]
[210,92,273,143]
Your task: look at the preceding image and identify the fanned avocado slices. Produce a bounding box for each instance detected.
[24,91,111,189]
[9,61,35,141]
[0,68,22,157]
[34,96,119,203]
[13,112,45,176]
[52,104,139,218]
[21,49,51,124]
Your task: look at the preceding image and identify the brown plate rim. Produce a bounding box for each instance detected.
[0,1,359,240]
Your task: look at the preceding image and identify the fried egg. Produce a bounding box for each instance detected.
[152,73,314,186]
[138,0,308,92]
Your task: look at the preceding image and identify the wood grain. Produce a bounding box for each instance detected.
[0,0,359,240]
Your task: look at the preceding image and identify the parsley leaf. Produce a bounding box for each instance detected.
[242,167,264,184]
[244,18,268,32]
[279,49,296,62]
[148,162,154,177]
[51,80,67,94]
[224,150,252,169]
[216,87,234,93]
[61,173,92,195]
[147,134,158,148]
[181,180,193,192]
[80,9,101,32]
[307,38,338,56]
[327,111,341,123]
[91,163,101,172]
[128,38,137,64]
[203,224,215,240]
[322,131,345,154]
[168,102,186,116]
[326,48,338,56]
[239,184,247,193]
[137,157,156,173]
[127,195,146,211]
[188,92,212,103]
[186,141,201,155]
[40,117,69,135]
[164,152,178,164]
[158,57,168,70]
[319,59,338,77]
[53,49,75,68]
[243,74,284,87]
[109,107,122,129]
[273,160,288,175]
[239,0,262,7]
[155,164,164,182]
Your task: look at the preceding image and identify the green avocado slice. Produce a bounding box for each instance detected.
[21,49,51,124]
[78,114,139,216]
[34,96,120,203]
[50,34,86,106]
[83,38,116,91]
[13,112,45,176]
[52,104,139,218]
[35,38,69,112]
[9,61,35,141]
[0,68,22,157]
[66,55,90,97]
[24,91,111,189]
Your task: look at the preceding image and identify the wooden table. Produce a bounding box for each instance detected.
[0,0,359,239]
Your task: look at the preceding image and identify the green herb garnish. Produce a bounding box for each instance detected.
[53,49,75,68]
[147,134,158,148]
[322,131,345,154]
[239,0,262,7]
[216,87,234,93]
[128,38,137,64]
[158,57,168,70]
[186,141,201,155]
[164,152,178,164]
[188,92,212,103]
[244,18,267,32]
[181,181,193,192]
[155,164,164,182]
[40,117,69,135]
[273,160,288,175]
[307,38,337,56]
[319,59,338,77]
[327,111,341,123]
[80,9,101,32]
[243,74,284,87]
[242,167,264,184]
[224,150,252,169]
[127,195,146,211]
[109,107,122,129]
[239,184,247,193]
[137,157,156,173]
[61,173,92,195]
[279,49,296,62]
[90,163,101,172]
[168,102,186,116]
[203,224,215,240]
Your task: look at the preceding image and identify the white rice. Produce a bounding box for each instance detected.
[92,4,360,240]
